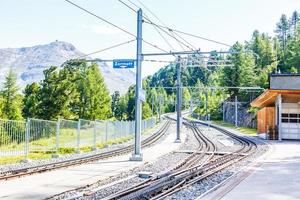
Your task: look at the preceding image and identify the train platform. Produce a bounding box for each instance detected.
[204,139,300,200]
[0,121,186,200]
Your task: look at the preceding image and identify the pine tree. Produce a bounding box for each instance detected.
[275,14,289,50]
[220,42,256,95]
[82,63,111,120]
[111,91,121,118]
[2,69,22,120]
[142,102,152,119]
[0,96,4,118]
[289,11,299,37]
[247,30,276,69]
[286,26,300,71]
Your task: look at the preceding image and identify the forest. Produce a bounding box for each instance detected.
[0,10,299,122]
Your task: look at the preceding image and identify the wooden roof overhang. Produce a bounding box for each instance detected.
[251,89,300,108]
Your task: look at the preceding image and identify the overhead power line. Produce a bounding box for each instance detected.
[117,0,176,51]
[65,0,169,54]
[142,40,170,53]
[118,0,192,52]
[65,0,136,38]
[79,39,136,58]
[117,0,137,13]
[135,0,196,50]
[144,21,232,47]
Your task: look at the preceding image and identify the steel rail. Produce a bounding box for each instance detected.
[152,119,257,200]
[103,118,257,200]
[102,119,220,200]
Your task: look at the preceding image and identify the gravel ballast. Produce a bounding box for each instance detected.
[164,125,269,200]
[49,121,268,200]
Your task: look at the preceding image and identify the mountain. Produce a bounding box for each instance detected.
[0,41,135,94]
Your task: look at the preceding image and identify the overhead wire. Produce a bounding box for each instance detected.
[118,0,176,52]
[117,0,137,13]
[121,0,192,51]
[78,39,136,58]
[65,0,169,54]
[135,0,196,51]
[143,21,232,47]
[65,0,136,38]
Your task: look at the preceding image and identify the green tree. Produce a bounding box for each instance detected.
[23,82,41,118]
[142,102,152,119]
[115,95,128,120]
[247,30,276,69]
[126,86,136,120]
[182,88,191,109]
[76,63,112,120]
[37,66,72,120]
[2,70,22,120]
[0,96,4,118]
[286,26,300,71]
[111,91,120,118]
[289,11,299,37]
[275,14,290,51]
[36,60,111,120]
[220,42,256,95]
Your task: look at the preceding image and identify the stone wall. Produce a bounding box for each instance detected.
[224,103,257,128]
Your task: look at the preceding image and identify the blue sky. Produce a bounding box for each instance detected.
[1,0,299,76]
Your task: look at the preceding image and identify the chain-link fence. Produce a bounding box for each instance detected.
[0,119,26,156]
[0,117,156,159]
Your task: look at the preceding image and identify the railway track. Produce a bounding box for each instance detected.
[100,118,257,200]
[0,119,172,181]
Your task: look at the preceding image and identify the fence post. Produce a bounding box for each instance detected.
[105,121,108,142]
[93,121,97,150]
[76,119,81,153]
[24,118,30,162]
[235,95,238,127]
[53,118,60,158]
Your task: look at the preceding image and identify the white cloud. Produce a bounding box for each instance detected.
[80,24,122,35]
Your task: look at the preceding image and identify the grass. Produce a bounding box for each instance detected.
[211,120,257,136]
[187,116,257,136]
[0,153,52,165]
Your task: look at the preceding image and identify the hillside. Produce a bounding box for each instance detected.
[0,41,135,94]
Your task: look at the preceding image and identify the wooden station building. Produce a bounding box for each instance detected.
[251,74,300,140]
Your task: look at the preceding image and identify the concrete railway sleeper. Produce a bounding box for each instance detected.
[101,118,257,200]
[0,119,172,181]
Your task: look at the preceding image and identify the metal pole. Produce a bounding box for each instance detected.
[151,98,154,116]
[93,121,97,150]
[24,118,30,161]
[105,121,108,142]
[131,9,143,161]
[223,101,225,122]
[205,90,208,121]
[55,118,60,157]
[190,98,193,114]
[175,56,181,143]
[76,119,81,153]
[235,95,238,127]
[159,96,162,122]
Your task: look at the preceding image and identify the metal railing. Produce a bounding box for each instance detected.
[0,117,156,159]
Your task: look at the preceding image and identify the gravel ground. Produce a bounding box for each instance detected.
[165,126,269,200]
[0,122,165,174]
[49,123,198,200]
[50,121,268,200]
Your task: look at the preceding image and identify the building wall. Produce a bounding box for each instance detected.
[270,75,300,90]
[257,107,275,134]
